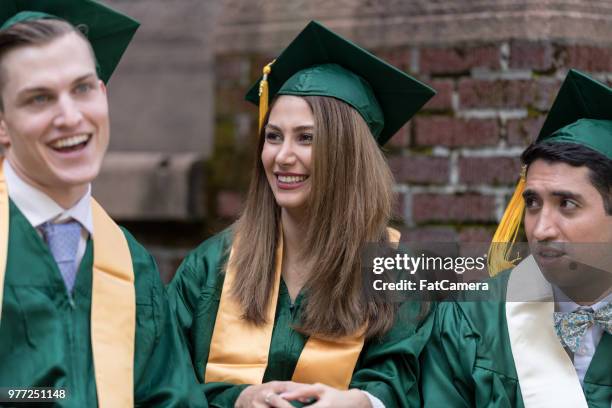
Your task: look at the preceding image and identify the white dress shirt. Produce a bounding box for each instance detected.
[363,391,385,408]
[3,159,94,268]
[554,287,612,384]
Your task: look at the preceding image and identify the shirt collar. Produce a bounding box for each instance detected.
[554,286,612,313]
[3,159,94,236]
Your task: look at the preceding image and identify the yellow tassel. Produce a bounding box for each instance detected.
[258,60,275,133]
[487,165,527,276]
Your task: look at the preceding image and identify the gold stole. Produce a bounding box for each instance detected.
[206,228,400,389]
[0,159,136,408]
[505,256,588,408]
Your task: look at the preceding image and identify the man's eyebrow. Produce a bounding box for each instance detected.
[18,73,97,96]
[18,85,51,96]
[551,190,584,201]
[71,73,97,85]
[522,189,584,201]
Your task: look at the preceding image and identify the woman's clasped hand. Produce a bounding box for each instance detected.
[235,381,371,408]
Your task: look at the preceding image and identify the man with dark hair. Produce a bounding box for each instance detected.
[0,2,205,407]
[421,69,612,407]
[521,142,612,215]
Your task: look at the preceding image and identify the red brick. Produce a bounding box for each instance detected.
[560,45,612,72]
[412,193,496,223]
[509,41,554,71]
[393,193,405,219]
[401,226,458,242]
[414,117,499,147]
[217,190,243,219]
[420,45,500,75]
[375,47,412,72]
[459,227,494,243]
[457,228,493,261]
[458,78,558,110]
[387,123,411,148]
[389,155,450,185]
[423,79,454,111]
[459,157,522,185]
[507,117,545,146]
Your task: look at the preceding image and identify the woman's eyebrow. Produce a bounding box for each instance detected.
[292,125,314,132]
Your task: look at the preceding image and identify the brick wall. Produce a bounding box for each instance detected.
[211,39,612,244]
[386,41,612,242]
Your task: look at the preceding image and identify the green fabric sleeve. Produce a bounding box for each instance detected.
[201,383,249,408]
[169,232,240,407]
[168,231,302,407]
[420,300,524,407]
[350,303,434,408]
[123,229,208,407]
[420,301,476,407]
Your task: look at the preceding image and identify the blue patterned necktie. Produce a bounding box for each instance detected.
[553,302,612,353]
[40,220,81,292]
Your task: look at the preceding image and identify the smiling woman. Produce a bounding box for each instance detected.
[261,95,314,214]
[168,21,436,408]
[238,92,396,333]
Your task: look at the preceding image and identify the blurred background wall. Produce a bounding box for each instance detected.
[99,0,612,281]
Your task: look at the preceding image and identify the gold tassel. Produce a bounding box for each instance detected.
[487,165,527,276]
[258,60,275,133]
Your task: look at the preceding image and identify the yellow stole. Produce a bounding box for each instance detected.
[206,228,400,389]
[0,159,136,408]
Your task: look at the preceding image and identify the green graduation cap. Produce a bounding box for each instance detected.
[245,21,435,146]
[0,0,139,83]
[536,69,612,159]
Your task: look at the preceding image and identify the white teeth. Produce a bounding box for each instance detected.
[50,134,90,149]
[278,175,307,183]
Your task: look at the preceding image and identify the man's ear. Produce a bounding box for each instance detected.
[0,114,11,148]
[99,80,107,96]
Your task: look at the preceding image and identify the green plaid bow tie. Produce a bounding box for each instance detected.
[554,302,612,353]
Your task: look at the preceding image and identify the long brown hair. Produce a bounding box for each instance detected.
[230,95,396,339]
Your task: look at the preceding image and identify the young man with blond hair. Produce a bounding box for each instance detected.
[0,2,205,406]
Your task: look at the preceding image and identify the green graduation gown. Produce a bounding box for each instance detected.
[168,231,433,408]
[0,201,207,407]
[421,256,612,408]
